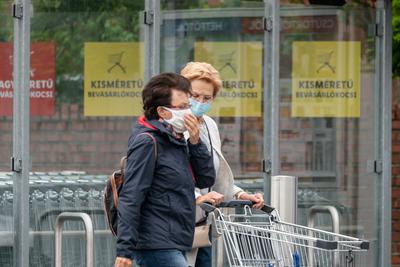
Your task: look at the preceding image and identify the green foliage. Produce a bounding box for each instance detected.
[161,0,262,10]
[0,1,13,42]
[29,0,144,104]
[393,0,400,77]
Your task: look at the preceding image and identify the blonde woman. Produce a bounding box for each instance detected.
[181,62,264,267]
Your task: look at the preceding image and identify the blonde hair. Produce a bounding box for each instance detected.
[180,62,222,97]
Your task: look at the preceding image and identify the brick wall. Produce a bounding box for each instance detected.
[0,105,263,175]
[0,104,132,173]
[393,78,400,266]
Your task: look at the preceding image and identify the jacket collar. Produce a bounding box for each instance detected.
[138,115,156,130]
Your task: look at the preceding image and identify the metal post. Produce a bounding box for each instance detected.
[12,0,31,266]
[307,205,340,235]
[55,212,94,267]
[263,0,280,201]
[379,1,392,266]
[144,0,161,82]
[270,175,297,223]
[307,205,340,267]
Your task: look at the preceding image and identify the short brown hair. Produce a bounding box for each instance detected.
[180,62,222,97]
[142,73,191,120]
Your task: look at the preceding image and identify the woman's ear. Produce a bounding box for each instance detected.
[157,106,171,120]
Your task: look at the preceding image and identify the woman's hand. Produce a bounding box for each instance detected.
[114,257,133,267]
[184,114,200,144]
[196,191,224,206]
[238,192,265,209]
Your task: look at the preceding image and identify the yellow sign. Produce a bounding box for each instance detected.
[84,42,144,116]
[195,42,262,117]
[291,41,361,118]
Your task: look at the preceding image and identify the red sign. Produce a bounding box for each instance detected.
[281,16,338,33]
[241,18,264,35]
[0,42,55,116]
[241,16,338,35]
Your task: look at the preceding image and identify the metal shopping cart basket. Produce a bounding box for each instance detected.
[202,201,369,267]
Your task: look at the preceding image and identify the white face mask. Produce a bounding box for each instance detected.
[163,107,192,133]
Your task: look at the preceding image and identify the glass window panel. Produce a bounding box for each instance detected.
[0,0,13,172]
[0,1,14,266]
[161,0,264,180]
[279,2,378,266]
[160,2,265,265]
[25,1,145,266]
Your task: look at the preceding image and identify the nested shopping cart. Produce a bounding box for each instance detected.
[201,201,369,267]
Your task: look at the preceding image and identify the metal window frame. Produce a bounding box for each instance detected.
[379,1,392,266]
[8,0,391,265]
[263,0,280,202]
[144,0,160,82]
[12,0,31,266]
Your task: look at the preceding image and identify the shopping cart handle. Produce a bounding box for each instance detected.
[200,201,275,214]
[199,200,252,212]
[218,200,253,208]
[199,202,216,212]
[260,204,275,214]
[220,201,276,214]
[360,240,370,250]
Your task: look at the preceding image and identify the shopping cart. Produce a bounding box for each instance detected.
[218,51,237,74]
[107,51,126,73]
[316,51,335,74]
[201,201,369,267]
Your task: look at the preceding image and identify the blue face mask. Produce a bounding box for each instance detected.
[189,98,212,117]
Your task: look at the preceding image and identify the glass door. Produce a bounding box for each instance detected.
[277,1,380,266]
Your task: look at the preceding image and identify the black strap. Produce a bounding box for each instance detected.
[196,120,214,221]
[203,120,213,193]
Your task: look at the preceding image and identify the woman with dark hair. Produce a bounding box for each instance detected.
[114,72,215,267]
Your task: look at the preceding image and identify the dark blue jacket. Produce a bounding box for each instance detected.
[116,116,215,258]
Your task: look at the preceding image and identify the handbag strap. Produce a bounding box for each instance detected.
[138,132,158,158]
[112,132,157,209]
[203,120,213,193]
[122,132,158,176]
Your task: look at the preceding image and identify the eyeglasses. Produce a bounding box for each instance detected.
[164,104,192,110]
[191,93,213,103]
